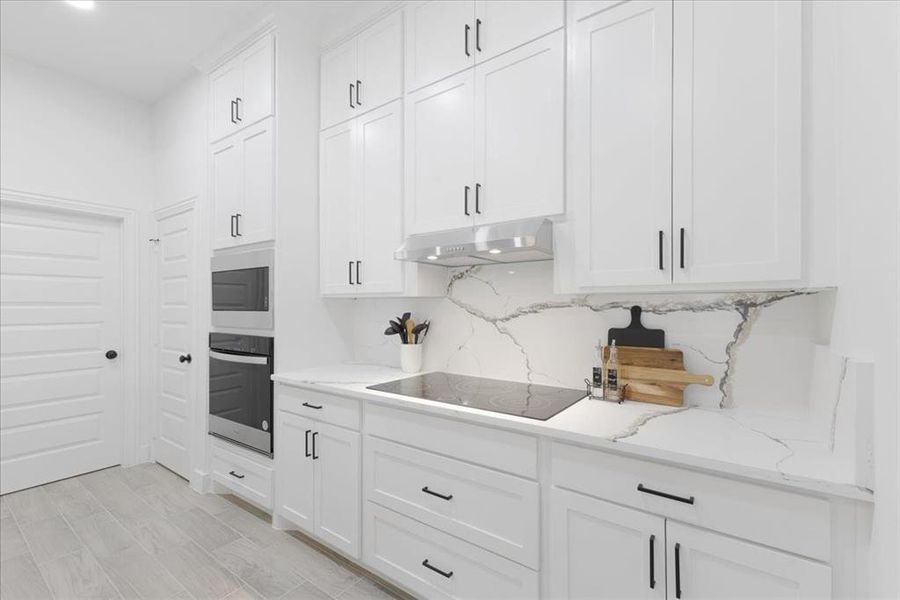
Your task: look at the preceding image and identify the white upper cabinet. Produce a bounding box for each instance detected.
[405,70,476,234]
[211,118,275,249]
[666,522,831,600]
[405,0,564,92]
[474,29,564,226]
[319,120,359,295]
[548,488,666,600]
[573,0,673,288]
[209,34,274,143]
[672,0,801,284]
[320,10,403,130]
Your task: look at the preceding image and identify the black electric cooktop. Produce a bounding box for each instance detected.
[367,372,586,421]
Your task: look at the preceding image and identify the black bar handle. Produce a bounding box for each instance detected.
[230,214,236,237]
[675,542,682,598]
[349,83,355,108]
[464,24,470,57]
[476,19,482,52]
[228,470,245,479]
[305,429,311,457]
[356,261,361,285]
[679,227,685,269]
[356,80,361,106]
[302,402,323,410]
[312,431,319,460]
[464,185,470,216]
[422,559,453,579]
[230,99,237,124]
[658,230,664,270]
[649,535,656,589]
[235,97,242,121]
[475,183,482,214]
[348,261,354,285]
[421,486,453,501]
[637,483,695,505]
[235,213,242,237]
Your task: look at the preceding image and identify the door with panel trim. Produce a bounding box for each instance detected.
[153,206,194,480]
[0,204,123,494]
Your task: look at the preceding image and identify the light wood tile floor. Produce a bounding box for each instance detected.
[0,464,406,600]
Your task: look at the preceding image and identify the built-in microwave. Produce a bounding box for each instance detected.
[211,248,274,331]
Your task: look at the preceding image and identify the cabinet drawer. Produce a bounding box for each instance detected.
[551,442,831,561]
[211,439,274,510]
[364,503,539,600]
[364,437,539,568]
[365,403,538,479]
[276,384,361,431]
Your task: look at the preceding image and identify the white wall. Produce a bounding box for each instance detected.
[152,74,206,210]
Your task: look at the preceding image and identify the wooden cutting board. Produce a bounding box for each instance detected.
[602,346,714,406]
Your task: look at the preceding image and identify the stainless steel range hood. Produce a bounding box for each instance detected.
[394,219,553,267]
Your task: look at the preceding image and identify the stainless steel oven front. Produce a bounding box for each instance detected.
[211,248,274,331]
[208,333,274,456]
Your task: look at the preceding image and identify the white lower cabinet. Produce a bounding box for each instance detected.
[210,438,274,511]
[275,407,361,558]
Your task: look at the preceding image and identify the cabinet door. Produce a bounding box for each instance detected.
[666,522,831,599]
[358,101,404,294]
[321,37,358,130]
[474,30,564,226]
[239,35,275,128]
[405,70,475,234]
[313,422,360,558]
[275,411,316,534]
[572,1,673,288]
[210,137,240,249]
[209,62,242,143]
[405,0,475,92]
[548,488,665,600]
[320,121,359,295]
[236,118,275,246]
[672,0,801,284]
[357,10,403,114]
[474,1,564,62]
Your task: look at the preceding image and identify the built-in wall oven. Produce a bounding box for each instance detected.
[211,248,274,331]
[208,333,274,456]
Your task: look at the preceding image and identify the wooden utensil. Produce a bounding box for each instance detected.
[608,306,665,348]
[602,345,713,406]
[406,319,416,345]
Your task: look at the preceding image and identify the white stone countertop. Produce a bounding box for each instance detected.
[272,364,873,502]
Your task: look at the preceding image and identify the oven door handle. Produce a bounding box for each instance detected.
[208,350,270,365]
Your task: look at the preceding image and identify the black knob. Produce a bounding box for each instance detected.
[105,350,118,360]
[179,353,192,364]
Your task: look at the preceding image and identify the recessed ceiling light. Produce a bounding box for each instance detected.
[488,248,502,254]
[65,1,95,10]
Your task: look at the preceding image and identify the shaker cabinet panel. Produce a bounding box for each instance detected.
[319,121,359,295]
[572,0,673,287]
[474,30,565,226]
[313,422,361,558]
[357,10,404,114]
[321,38,358,130]
[405,70,476,234]
[474,0,564,62]
[405,0,476,92]
[672,0,801,284]
[238,119,275,246]
[238,35,275,128]
[210,137,241,250]
[275,411,316,535]
[209,63,242,143]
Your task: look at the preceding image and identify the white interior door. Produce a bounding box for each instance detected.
[153,206,194,480]
[0,204,123,494]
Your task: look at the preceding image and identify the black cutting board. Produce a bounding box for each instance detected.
[608,306,665,348]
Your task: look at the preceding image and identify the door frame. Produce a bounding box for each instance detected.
[0,187,141,468]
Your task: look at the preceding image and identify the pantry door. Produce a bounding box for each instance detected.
[152,203,195,480]
[0,203,124,494]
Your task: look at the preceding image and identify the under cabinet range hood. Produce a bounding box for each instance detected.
[395,219,553,267]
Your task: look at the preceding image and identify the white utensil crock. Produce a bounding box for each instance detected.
[400,344,423,373]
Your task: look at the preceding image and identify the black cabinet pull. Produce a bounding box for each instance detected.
[464,24,471,57]
[464,185,470,216]
[179,354,192,364]
[637,483,695,505]
[348,261,354,284]
[422,559,453,579]
[230,99,237,124]
[235,97,242,121]
[305,429,311,457]
[349,83,355,108]
[421,486,453,501]
[302,402,323,410]
[235,213,242,237]
[675,542,682,598]
[312,431,319,459]
[649,535,656,589]
[356,80,362,106]
[228,470,245,479]
[658,230,664,270]
[679,227,685,269]
[356,261,361,285]
[475,18,482,52]
[475,183,482,214]
[230,214,236,237]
